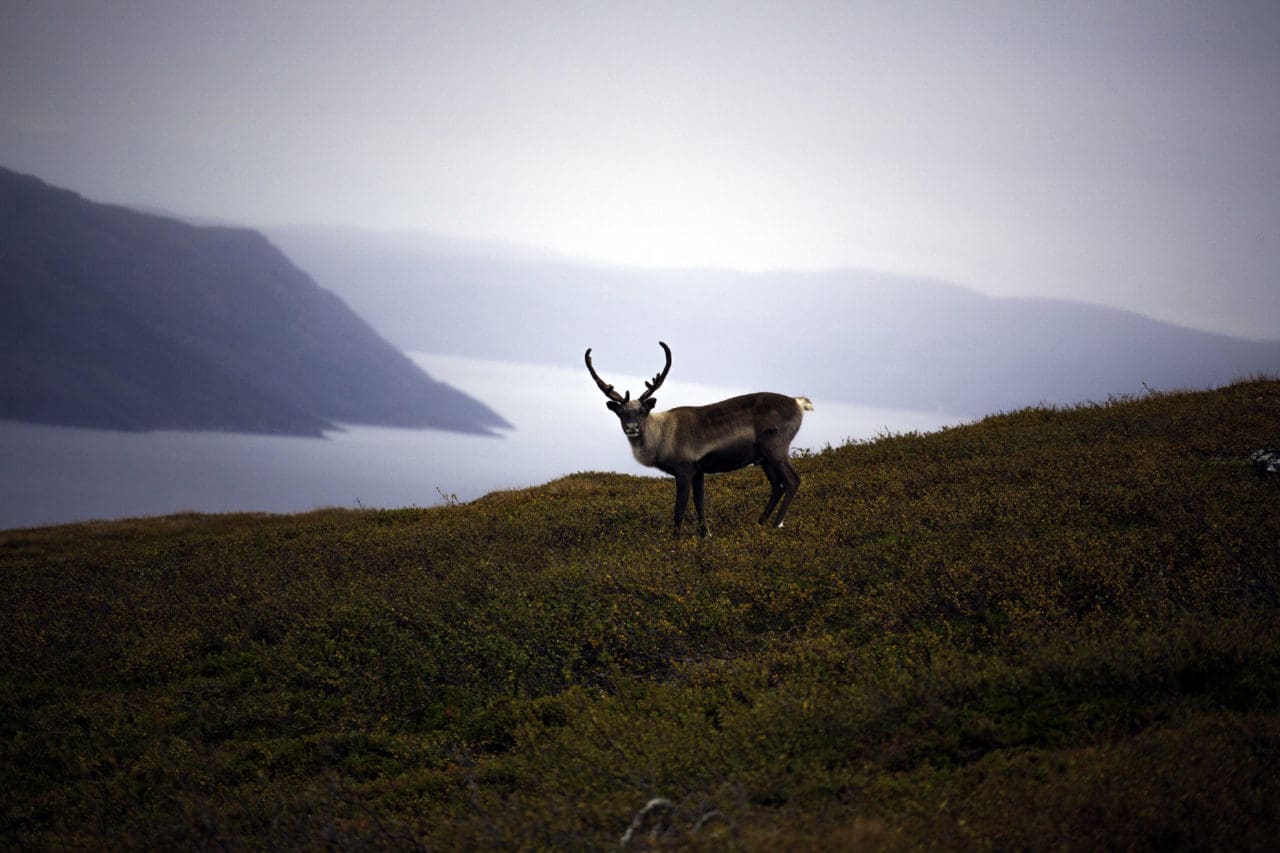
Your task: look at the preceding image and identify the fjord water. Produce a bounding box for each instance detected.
[0,353,964,530]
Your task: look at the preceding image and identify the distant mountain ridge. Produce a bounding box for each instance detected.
[268,226,1280,417]
[0,167,510,435]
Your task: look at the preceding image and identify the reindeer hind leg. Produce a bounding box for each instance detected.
[757,460,786,525]
[770,459,801,528]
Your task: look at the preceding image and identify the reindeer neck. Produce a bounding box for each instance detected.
[629,411,670,468]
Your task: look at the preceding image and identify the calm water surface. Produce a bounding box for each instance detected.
[0,354,965,530]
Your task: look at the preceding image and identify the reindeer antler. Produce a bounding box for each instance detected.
[638,341,672,402]
[584,348,628,403]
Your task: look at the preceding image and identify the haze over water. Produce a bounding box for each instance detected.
[0,354,964,531]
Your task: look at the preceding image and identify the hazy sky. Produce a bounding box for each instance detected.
[3,1,1278,339]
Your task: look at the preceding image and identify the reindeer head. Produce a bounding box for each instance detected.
[584,341,672,440]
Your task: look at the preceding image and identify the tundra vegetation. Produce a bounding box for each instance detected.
[2,379,1279,849]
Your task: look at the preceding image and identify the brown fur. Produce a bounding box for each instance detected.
[587,344,810,537]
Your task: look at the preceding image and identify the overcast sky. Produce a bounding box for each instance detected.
[3,1,1278,340]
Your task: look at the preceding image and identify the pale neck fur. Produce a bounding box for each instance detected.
[630,411,674,468]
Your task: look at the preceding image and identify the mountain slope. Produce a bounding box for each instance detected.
[269,225,1280,417]
[0,167,510,435]
[2,379,1277,847]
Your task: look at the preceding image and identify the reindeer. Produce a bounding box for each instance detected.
[585,341,813,537]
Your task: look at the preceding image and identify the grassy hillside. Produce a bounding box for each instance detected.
[3,380,1279,849]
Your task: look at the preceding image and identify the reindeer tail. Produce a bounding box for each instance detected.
[796,396,814,411]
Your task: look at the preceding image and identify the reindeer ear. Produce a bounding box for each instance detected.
[642,397,657,412]
[607,400,622,413]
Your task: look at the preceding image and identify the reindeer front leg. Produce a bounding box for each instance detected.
[692,469,709,538]
[672,472,693,536]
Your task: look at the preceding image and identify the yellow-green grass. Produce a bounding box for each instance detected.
[3,379,1278,849]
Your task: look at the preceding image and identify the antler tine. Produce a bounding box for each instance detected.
[584,348,627,403]
[639,341,673,401]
